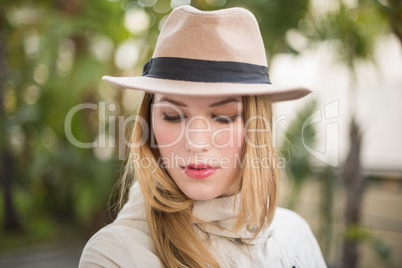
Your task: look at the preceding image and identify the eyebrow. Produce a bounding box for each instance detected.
[158,97,242,107]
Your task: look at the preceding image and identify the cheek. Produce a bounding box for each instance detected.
[213,123,245,149]
[153,121,184,147]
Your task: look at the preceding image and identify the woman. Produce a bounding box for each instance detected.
[80,5,327,268]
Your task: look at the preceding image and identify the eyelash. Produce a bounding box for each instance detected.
[162,113,185,122]
[162,113,239,124]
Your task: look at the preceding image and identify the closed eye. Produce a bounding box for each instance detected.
[163,113,186,122]
[213,115,240,124]
[162,113,240,124]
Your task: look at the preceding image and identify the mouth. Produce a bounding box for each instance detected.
[184,163,217,170]
[180,164,218,179]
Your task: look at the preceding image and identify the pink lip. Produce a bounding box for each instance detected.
[182,164,218,179]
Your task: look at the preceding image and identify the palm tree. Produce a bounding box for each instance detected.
[310,1,391,267]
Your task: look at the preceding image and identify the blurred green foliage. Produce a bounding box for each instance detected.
[280,100,317,210]
[0,0,130,246]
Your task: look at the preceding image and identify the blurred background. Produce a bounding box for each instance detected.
[0,0,401,267]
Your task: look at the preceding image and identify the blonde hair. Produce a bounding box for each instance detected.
[118,92,280,268]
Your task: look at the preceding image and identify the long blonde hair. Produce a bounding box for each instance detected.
[118,92,280,268]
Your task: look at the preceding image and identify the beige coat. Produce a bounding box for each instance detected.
[80,182,327,267]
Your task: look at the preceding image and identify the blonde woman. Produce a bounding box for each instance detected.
[79,5,327,268]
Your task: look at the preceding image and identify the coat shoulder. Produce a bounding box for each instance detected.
[272,207,317,245]
[273,207,310,229]
[270,207,328,268]
[79,221,160,268]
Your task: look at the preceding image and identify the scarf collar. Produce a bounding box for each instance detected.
[116,181,275,245]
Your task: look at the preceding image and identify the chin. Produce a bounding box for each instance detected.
[181,187,221,201]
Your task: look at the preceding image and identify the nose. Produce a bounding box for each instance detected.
[184,116,211,152]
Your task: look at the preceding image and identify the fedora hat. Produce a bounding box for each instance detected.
[103,5,311,102]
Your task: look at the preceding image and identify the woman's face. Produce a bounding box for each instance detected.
[152,94,245,200]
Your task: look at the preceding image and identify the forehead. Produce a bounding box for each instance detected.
[153,93,243,108]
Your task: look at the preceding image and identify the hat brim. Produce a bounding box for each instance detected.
[102,76,312,102]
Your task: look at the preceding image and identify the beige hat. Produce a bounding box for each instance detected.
[103,5,311,102]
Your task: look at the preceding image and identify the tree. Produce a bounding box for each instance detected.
[308,1,394,267]
[0,1,22,232]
